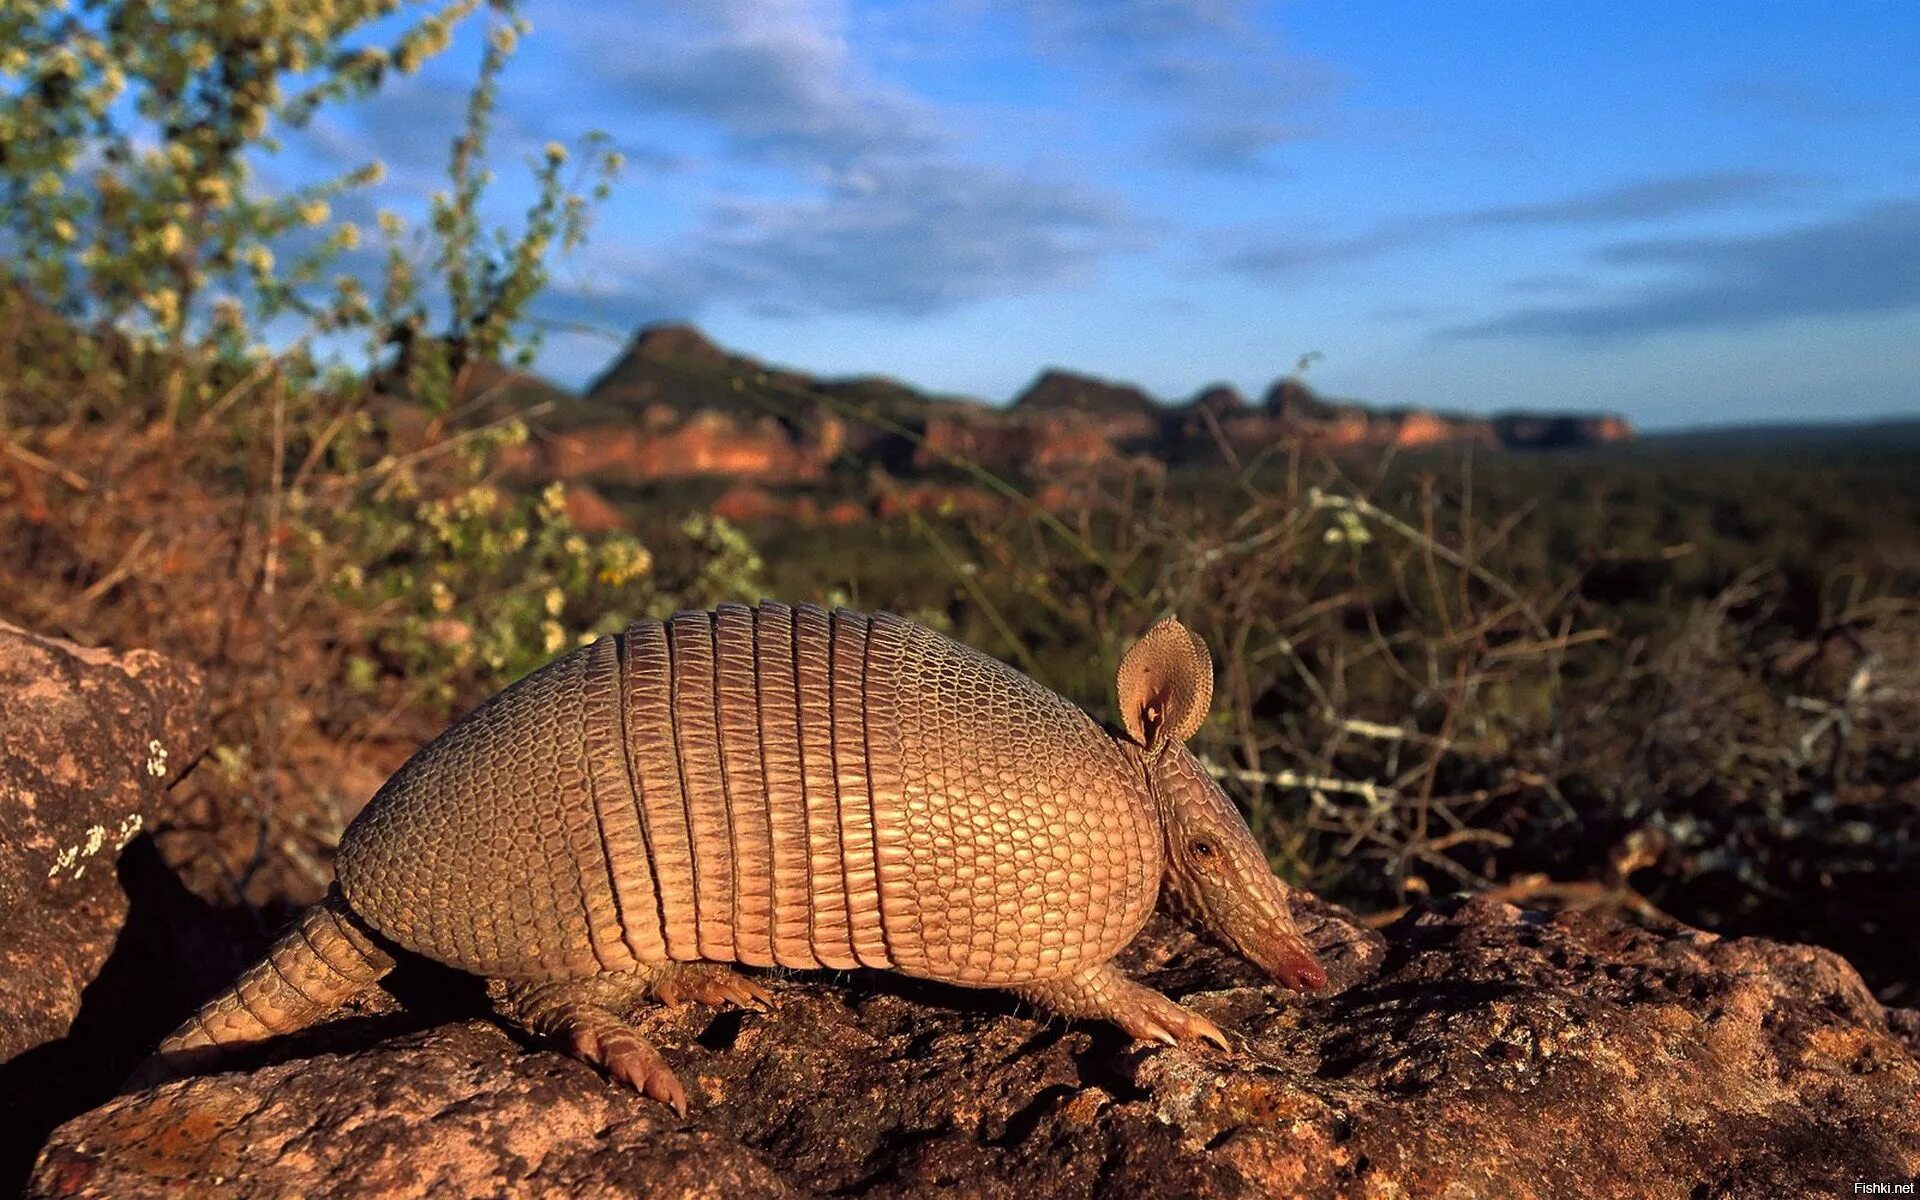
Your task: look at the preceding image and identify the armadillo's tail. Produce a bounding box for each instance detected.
[128,885,396,1087]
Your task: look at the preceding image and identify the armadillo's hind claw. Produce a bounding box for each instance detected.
[569,1021,688,1116]
[490,978,689,1116]
[642,962,774,1012]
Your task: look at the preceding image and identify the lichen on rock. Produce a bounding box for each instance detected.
[0,623,208,1190]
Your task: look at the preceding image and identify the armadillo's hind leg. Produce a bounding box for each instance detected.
[1012,961,1230,1051]
[639,962,773,1011]
[490,977,688,1116]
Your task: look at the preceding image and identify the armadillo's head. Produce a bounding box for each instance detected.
[1115,618,1329,993]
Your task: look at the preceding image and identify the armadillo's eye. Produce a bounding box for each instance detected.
[1188,837,1216,859]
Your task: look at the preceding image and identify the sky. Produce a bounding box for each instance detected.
[291,0,1920,430]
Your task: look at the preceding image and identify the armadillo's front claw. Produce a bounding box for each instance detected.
[1180,1011,1231,1052]
[1013,962,1233,1053]
[1112,995,1230,1052]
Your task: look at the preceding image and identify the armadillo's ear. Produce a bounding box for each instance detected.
[1116,616,1214,755]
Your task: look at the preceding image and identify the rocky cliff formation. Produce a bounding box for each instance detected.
[495,325,1633,513]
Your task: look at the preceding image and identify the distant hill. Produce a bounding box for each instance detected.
[493,322,1637,522]
[1012,369,1162,421]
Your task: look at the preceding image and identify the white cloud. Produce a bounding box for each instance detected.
[545,158,1131,322]
[557,0,943,171]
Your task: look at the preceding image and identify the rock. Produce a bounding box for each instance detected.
[713,484,819,525]
[501,414,831,488]
[561,483,628,534]
[30,896,1917,1198]
[32,1021,796,1200]
[0,624,206,1058]
[0,624,208,1188]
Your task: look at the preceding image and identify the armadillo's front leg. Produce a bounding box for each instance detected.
[490,978,688,1115]
[1013,961,1230,1050]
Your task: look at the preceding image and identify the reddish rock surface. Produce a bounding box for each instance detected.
[713,484,820,525]
[561,483,627,534]
[0,624,206,1058]
[29,896,1919,1198]
[915,410,1121,473]
[0,624,208,1187]
[504,411,834,487]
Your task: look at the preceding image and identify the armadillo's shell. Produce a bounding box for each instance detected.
[336,603,1162,986]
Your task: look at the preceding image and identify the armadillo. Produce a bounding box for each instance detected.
[145,602,1326,1112]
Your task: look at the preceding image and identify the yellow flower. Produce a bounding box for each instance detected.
[300,199,330,226]
[542,620,566,654]
[145,289,179,327]
[544,587,565,616]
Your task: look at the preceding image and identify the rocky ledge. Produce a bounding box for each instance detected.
[28,897,1920,1199]
[9,627,1918,1199]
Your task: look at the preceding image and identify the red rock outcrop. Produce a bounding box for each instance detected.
[916,410,1124,474]
[490,324,1635,523]
[712,485,819,525]
[561,483,627,534]
[504,410,834,486]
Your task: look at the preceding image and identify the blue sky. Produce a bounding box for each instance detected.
[296,1,1919,429]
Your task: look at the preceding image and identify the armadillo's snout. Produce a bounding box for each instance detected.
[1258,933,1329,992]
[1209,888,1330,992]
[1232,875,1328,991]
